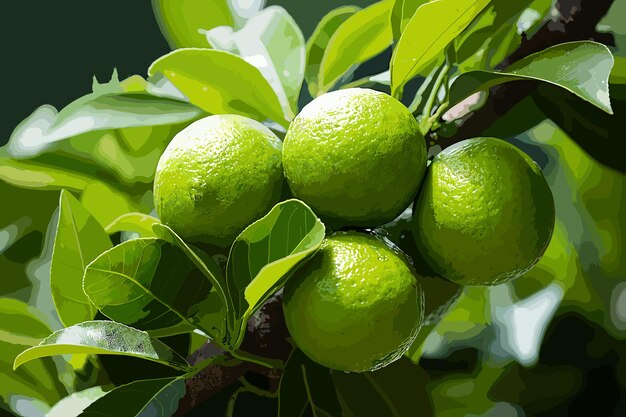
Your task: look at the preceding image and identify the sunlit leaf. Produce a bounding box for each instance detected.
[148,49,289,128]
[51,190,112,327]
[105,212,161,238]
[207,6,305,117]
[14,321,190,371]
[390,0,428,41]
[390,0,490,98]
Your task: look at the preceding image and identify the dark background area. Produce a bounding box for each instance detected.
[0,0,377,146]
[1,1,170,144]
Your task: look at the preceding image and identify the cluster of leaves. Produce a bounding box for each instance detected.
[1,0,624,416]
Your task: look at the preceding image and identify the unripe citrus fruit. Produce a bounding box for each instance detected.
[282,88,427,228]
[283,231,423,372]
[154,114,284,246]
[413,137,555,286]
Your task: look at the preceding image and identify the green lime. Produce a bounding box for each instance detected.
[283,231,423,372]
[413,137,555,286]
[282,88,427,228]
[153,114,284,246]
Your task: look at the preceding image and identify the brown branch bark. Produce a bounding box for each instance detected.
[433,0,615,149]
[174,295,291,416]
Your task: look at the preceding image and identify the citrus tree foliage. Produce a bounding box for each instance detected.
[1,0,625,416]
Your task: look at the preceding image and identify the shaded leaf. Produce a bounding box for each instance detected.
[13,321,190,371]
[333,358,432,417]
[317,1,394,93]
[278,350,341,417]
[227,388,278,417]
[51,190,112,327]
[148,49,288,127]
[531,82,626,173]
[305,5,361,97]
[226,200,325,348]
[78,377,185,417]
[391,0,490,98]
[151,0,233,48]
[105,213,161,238]
[83,238,224,340]
[207,6,305,116]
[448,41,614,114]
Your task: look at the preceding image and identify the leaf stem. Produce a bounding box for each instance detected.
[420,61,450,133]
[186,354,238,378]
[230,349,284,370]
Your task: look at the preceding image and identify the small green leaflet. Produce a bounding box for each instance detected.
[83,238,225,340]
[447,41,615,114]
[391,0,491,98]
[148,49,289,128]
[305,5,361,97]
[13,321,190,371]
[78,377,185,417]
[278,350,341,417]
[105,212,161,238]
[51,190,113,327]
[225,199,325,349]
[317,1,394,93]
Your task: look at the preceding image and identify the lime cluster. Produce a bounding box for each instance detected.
[153,88,555,373]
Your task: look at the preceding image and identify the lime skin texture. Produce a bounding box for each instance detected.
[283,231,424,373]
[413,137,555,286]
[153,114,284,247]
[282,88,427,229]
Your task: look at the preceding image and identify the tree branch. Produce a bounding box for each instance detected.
[432,0,615,148]
[174,295,291,416]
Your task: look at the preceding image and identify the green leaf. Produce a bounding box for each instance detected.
[0,155,93,192]
[333,358,432,417]
[83,238,225,340]
[390,0,429,41]
[6,75,202,158]
[0,299,64,410]
[151,0,233,48]
[207,6,305,117]
[105,212,161,238]
[317,1,394,93]
[447,41,615,114]
[79,182,153,229]
[51,190,112,327]
[47,386,109,417]
[78,377,185,417]
[148,49,289,128]
[278,349,341,417]
[305,6,361,97]
[13,321,190,371]
[390,0,491,98]
[227,388,278,417]
[152,224,230,338]
[225,199,325,348]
